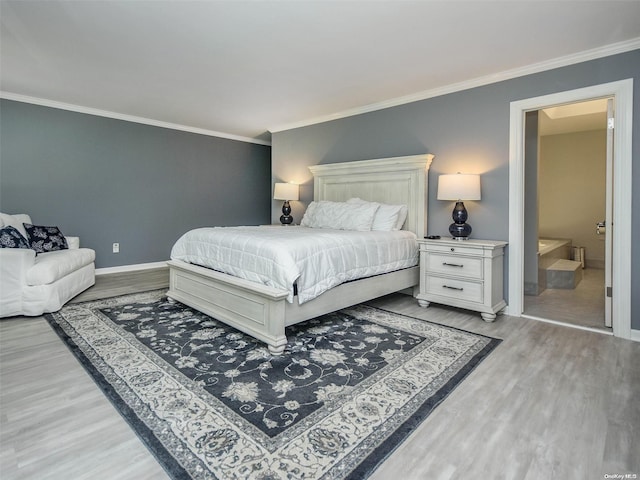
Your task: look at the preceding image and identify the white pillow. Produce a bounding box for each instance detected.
[394,205,409,230]
[300,201,318,227]
[0,213,32,239]
[346,198,407,231]
[304,201,379,231]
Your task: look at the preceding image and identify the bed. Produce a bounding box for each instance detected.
[166,154,434,354]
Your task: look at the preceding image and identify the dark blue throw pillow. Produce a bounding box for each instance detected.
[23,223,69,253]
[0,226,31,249]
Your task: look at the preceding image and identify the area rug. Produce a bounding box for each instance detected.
[45,290,501,479]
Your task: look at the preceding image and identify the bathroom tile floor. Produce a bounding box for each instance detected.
[523,268,608,331]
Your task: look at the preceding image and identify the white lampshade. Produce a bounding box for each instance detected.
[273,182,299,201]
[437,174,481,201]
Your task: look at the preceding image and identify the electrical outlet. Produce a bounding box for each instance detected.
[112,242,120,253]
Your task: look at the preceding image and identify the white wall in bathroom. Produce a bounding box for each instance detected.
[539,129,606,268]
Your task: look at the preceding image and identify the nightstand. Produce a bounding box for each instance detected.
[417,238,507,322]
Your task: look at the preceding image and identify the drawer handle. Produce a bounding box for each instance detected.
[442,262,464,268]
[443,285,464,291]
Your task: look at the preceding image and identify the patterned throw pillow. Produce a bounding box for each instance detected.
[0,226,31,249]
[23,223,69,253]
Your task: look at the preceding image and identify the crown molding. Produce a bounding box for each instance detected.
[269,37,640,133]
[0,92,272,146]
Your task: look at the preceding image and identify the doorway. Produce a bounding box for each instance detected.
[522,99,609,331]
[507,79,633,341]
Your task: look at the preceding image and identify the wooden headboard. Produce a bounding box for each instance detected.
[308,154,434,238]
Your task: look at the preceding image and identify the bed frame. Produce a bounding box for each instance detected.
[167,154,433,354]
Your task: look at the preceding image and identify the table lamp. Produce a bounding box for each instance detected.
[273,182,299,225]
[437,173,481,240]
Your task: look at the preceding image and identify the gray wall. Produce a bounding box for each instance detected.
[272,49,640,330]
[0,100,272,268]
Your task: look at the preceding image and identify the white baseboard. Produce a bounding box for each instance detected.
[630,329,640,343]
[96,261,169,275]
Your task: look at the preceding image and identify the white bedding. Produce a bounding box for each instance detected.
[170,226,418,304]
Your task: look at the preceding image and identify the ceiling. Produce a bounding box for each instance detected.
[539,99,609,136]
[2,1,640,145]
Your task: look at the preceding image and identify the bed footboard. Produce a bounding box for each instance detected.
[167,260,420,355]
[167,260,290,355]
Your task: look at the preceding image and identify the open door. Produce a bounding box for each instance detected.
[510,79,633,340]
[603,98,614,327]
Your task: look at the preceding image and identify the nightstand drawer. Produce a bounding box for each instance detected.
[422,243,481,256]
[425,253,483,279]
[425,276,483,303]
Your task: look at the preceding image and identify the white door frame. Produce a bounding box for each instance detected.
[507,79,633,340]
[605,98,614,328]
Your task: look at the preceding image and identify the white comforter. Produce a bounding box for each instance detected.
[170,226,418,304]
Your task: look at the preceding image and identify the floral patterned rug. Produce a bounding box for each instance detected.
[46,290,500,479]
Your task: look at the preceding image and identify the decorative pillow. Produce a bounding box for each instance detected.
[23,223,69,253]
[300,201,319,227]
[346,198,408,231]
[0,212,31,239]
[303,201,379,231]
[0,226,31,249]
[394,204,409,230]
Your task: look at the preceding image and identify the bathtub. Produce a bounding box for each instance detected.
[538,238,572,269]
[523,238,574,295]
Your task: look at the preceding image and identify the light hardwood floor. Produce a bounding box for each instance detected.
[524,268,608,331]
[1,268,638,479]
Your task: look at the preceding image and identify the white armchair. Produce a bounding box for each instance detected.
[0,213,96,317]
